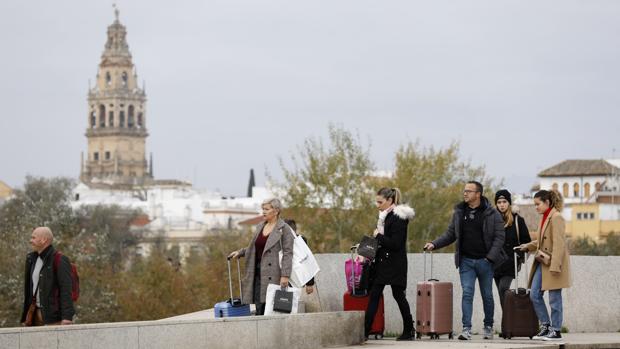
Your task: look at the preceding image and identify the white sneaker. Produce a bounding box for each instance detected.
[483,326,494,340]
[458,328,472,340]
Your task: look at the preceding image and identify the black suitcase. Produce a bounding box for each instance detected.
[501,251,538,339]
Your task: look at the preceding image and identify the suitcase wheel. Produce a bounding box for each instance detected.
[415,331,421,340]
[448,332,454,340]
[374,334,383,340]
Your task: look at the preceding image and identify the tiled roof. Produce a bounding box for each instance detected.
[538,160,618,177]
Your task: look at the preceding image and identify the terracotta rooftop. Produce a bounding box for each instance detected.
[538,160,619,177]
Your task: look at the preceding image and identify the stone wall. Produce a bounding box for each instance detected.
[0,311,364,349]
[314,253,620,335]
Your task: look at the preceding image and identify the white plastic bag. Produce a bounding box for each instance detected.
[279,230,321,288]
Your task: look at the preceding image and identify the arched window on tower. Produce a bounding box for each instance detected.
[595,182,602,192]
[552,183,558,191]
[99,105,106,128]
[122,72,128,87]
[90,111,96,128]
[574,183,580,198]
[137,112,143,128]
[563,183,569,198]
[128,105,135,128]
[584,183,591,198]
[108,111,114,127]
[105,72,111,86]
[120,111,125,128]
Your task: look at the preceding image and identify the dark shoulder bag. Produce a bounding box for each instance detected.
[357,236,378,260]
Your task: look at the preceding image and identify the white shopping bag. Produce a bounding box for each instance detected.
[264,283,301,316]
[279,230,321,288]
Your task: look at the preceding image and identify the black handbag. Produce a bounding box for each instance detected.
[273,288,294,313]
[357,236,378,260]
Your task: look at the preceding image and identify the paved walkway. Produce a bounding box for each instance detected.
[344,333,620,348]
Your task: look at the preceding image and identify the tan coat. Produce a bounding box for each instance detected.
[525,208,571,290]
[236,219,294,304]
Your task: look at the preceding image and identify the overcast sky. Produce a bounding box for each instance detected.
[1,0,619,196]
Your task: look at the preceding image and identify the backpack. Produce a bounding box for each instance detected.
[53,251,80,302]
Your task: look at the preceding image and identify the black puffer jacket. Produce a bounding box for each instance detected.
[21,245,75,324]
[494,213,531,278]
[373,205,415,287]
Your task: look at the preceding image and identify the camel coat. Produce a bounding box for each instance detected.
[525,208,571,291]
[236,219,294,304]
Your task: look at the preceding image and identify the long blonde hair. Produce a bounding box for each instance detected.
[500,205,514,228]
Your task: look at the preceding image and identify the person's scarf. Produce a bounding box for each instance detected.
[376,205,395,235]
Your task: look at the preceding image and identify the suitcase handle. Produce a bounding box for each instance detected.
[513,249,529,292]
[226,257,244,304]
[350,245,358,296]
[423,249,434,281]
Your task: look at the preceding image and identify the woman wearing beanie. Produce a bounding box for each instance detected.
[365,187,416,341]
[518,190,571,341]
[493,190,531,320]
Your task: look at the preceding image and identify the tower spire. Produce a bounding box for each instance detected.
[113,4,120,22]
[247,169,256,197]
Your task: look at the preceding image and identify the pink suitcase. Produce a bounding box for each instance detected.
[415,250,454,340]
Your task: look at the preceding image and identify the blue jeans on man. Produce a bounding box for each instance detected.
[530,264,563,331]
[459,257,495,329]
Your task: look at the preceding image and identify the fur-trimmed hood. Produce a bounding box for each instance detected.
[393,204,415,220]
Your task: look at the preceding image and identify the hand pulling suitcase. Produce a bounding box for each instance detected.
[501,251,538,339]
[416,249,453,340]
[343,245,384,339]
[214,257,251,318]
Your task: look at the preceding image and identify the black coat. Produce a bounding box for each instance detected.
[21,245,75,324]
[432,197,507,269]
[373,205,415,287]
[494,213,531,278]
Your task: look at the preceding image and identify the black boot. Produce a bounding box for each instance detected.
[396,314,414,341]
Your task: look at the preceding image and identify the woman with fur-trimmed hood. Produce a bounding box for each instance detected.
[365,187,416,341]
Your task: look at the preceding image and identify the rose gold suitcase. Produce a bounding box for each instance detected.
[415,250,454,340]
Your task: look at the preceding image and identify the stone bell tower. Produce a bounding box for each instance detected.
[81,6,152,187]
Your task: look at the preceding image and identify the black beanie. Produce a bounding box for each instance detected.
[495,189,512,205]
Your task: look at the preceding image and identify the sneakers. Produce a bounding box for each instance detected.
[483,326,494,340]
[533,324,550,340]
[458,328,472,340]
[543,329,563,341]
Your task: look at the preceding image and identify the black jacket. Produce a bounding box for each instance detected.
[373,205,415,287]
[432,197,507,269]
[21,245,75,324]
[494,213,531,278]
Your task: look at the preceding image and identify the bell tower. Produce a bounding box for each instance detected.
[81,6,152,187]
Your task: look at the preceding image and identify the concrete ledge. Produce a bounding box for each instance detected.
[0,311,364,349]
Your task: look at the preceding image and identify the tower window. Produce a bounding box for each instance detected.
[94,152,99,161]
[120,111,125,127]
[99,105,106,128]
[90,111,96,128]
[137,112,143,128]
[128,105,135,128]
[108,111,114,127]
[122,72,128,87]
[105,72,111,86]
[105,151,111,160]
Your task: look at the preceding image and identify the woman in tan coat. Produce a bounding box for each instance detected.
[518,190,571,341]
[229,198,294,315]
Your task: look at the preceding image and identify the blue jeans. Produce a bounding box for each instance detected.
[459,257,495,329]
[530,264,563,331]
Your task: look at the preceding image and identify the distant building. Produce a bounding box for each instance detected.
[81,8,152,187]
[0,180,13,205]
[515,159,620,241]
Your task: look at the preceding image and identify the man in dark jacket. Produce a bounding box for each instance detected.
[21,227,75,326]
[424,181,505,341]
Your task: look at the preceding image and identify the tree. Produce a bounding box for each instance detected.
[371,141,498,252]
[275,124,377,252]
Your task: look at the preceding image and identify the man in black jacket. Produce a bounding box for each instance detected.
[21,227,75,326]
[424,181,505,341]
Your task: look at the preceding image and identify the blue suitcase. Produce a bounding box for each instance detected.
[214,258,251,318]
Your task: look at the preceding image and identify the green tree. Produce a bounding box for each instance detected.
[369,141,498,252]
[275,124,377,252]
